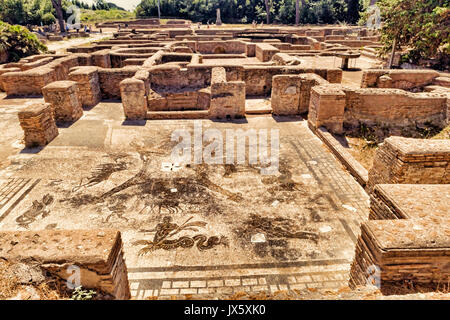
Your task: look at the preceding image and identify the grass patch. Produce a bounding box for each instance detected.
[431,125,450,140]
[80,9,135,24]
[346,137,378,171]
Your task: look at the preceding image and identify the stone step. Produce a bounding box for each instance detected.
[360,49,378,59]
[146,110,210,120]
[246,107,272,115]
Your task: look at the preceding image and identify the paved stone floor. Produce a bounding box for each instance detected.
[0,96,369,299]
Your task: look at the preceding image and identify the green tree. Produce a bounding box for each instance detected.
[378,0,449,64]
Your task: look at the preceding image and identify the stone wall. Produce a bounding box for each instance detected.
[243,66,342,97]
[196,40,247,54]
[369,184,448,221]
[0,67,21,91]
[271,73,328,115]
[91,49,112,68]
[361,70,441,90]
[210,67,245,119]
[98,67,140,99]
[307,85,448,133]
[0,229,131,300]
[1,67,57,96]
[120,78,148,120]
[349,184,449,290]
[343,88,448,130]
[0,55,82,96]
[367,137,450,193]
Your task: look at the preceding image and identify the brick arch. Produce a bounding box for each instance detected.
[213,46,226,54]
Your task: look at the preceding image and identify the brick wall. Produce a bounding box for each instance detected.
[367,137,450,193]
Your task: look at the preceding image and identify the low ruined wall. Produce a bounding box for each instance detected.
[349,219,449,289]
[0,67,21,91]
[308,84,346,134]
[307,85,448,133]
[91,49,112,69]
[0,229,131,299]
[344,88,448,130]
[0,55,82,96]
[367,137,450,193]
[1,67,57,96]
[196,40,247,54]
[361,70,441,90]
[324,39,377,48]
[42,80,83,122]
[68,66,101,107]
[18,103,59,147]
[149,65,201,88]
[243,66,342,97]
[98,67,140,99]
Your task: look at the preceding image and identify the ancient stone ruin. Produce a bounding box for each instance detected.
[0,20,448,300]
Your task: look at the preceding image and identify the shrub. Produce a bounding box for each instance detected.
[0,21,48,62]
[41,12,56,25]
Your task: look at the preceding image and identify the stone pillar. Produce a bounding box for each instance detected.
[120,78,148,120]
[18,103,59,147]
[210,67,246,119]
[91,49,112,68]
[68,66,101,107]
[271,75,301,116]
[42,80,83,122]
[308,85,346,134]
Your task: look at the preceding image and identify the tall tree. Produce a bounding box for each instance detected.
[378,0,449,66]
[264,0,270,24]
[157,0,161,19]
[50,0,65,33]
[296,0,306,25]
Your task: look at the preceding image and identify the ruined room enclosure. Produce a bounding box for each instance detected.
[0,24,449,299]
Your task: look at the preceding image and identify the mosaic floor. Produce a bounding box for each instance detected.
[0,97,369,298]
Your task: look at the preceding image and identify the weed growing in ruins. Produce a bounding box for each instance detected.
[71,286,97,300]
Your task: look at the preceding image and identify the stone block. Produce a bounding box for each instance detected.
[210,68,245,119]
[120,78,148,120]
[68,66,101,107]
[308,85,346,134]
[18,103,59,147]
[255,43,280,62]
[0,229,131,300]
[271,75,301,115]
[42,80,83,122]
